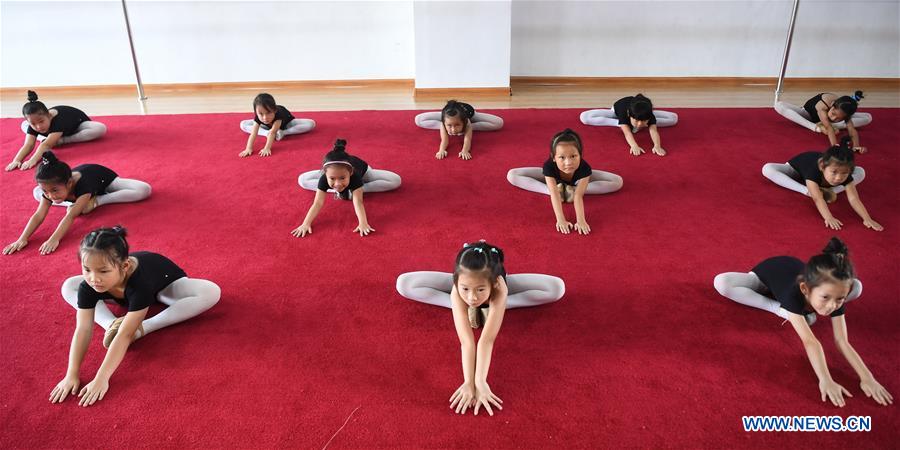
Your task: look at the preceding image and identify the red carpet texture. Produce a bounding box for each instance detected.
[1,108,898,449]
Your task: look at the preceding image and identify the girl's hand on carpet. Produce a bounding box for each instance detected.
[473,383,503,416]
[574,220,591,235]
[5,160,21,171]
[353,223,374,237]
[629,145,645,156]
[20,157,40,170]
[853,146,867,154]
[49,375,80,403]
[450,383,476,415]
[258,147,272,157]
[820,379,851,407]
[652,146,667,156]
[556,220,573,234]
[2,239,28,255]
[435,149,447,160]
[863,219,883,231]
[860,378,893,406]
[458,150,472,160]
[39,238,60,255]
[78,378,109,407]
[824,217,843,230]
[238,148,252,157]
[291,224,312,238]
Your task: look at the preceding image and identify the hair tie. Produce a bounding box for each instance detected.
[322,161,353,169]
[41,157,50,165]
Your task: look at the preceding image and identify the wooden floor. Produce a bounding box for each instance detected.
[2,79,898,117]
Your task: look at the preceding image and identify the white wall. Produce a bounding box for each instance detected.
[2,0,898,88]
[1,0,415,87]
[511,0,900,78]
[413,1,511,88]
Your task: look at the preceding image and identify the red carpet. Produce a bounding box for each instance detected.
[1,108,897,448]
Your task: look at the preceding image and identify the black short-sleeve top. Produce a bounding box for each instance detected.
[41,164,118,203]
[26,106,91,137]
[316,155,369,200]
[542,158,593,187]
[613,96,656,126]
[77,251,187,312]
[788,152,853,187]
[751,256,846,317]
[802,93,843,122]
[254,105,295,131]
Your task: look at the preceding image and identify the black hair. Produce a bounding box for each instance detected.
[453,241,505,286]
[819,136,855,170]
[34,151,72,185]
[322,139,355,200]
[832,90,863,117]
[22,90,49,116]
[79,226,130,266]
[252,93,277,113]
[549,128,583,158]
[628,94,654,121]
[800,237,854,290]
[440,100,475,128]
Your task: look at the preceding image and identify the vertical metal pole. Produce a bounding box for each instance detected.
[775,0,800,103]
[121,0,147,101]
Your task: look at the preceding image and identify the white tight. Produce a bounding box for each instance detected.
[396,271,565,309]
[33,177,152,207]
[21,120,107,144]
[761,163,865,196]
[506,167,623,195]
[579,107,678,127]
[298,166,401,193]
[713,271,861,319]
[240,118,316,137]
[774,101,872,131]
[61,275,221,337]
[414,111,504,131]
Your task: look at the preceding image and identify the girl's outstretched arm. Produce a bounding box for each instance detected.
[436,123,450,159]
[472,276,507,416]
[845,183,882,231]
[449,285,477,414]
[41,193,92,255]
[619,124,643,156]
[3,197,51,255]
[832,315,893,406]
[292,190,326,238]
[50,308,95,404]
[649,124,666,156]
[806,180,842,230]
[459,123,473,160]
[787,312,850,407]
[20,132,62,170]
[546,177,572,234]
[78,308,148,407]
[846,121,865,153]
[239,122,261,157]
[258,120,281,157]
[350,188,374,236]
[815,107,838,146]
[6,134,37,171]
[572,179,591,235]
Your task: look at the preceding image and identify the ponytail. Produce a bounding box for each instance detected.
[34,151,72,185]
[22,90,49,116]
[79,226,130,266]
[801,237,854,289]
[833,90,862,117]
